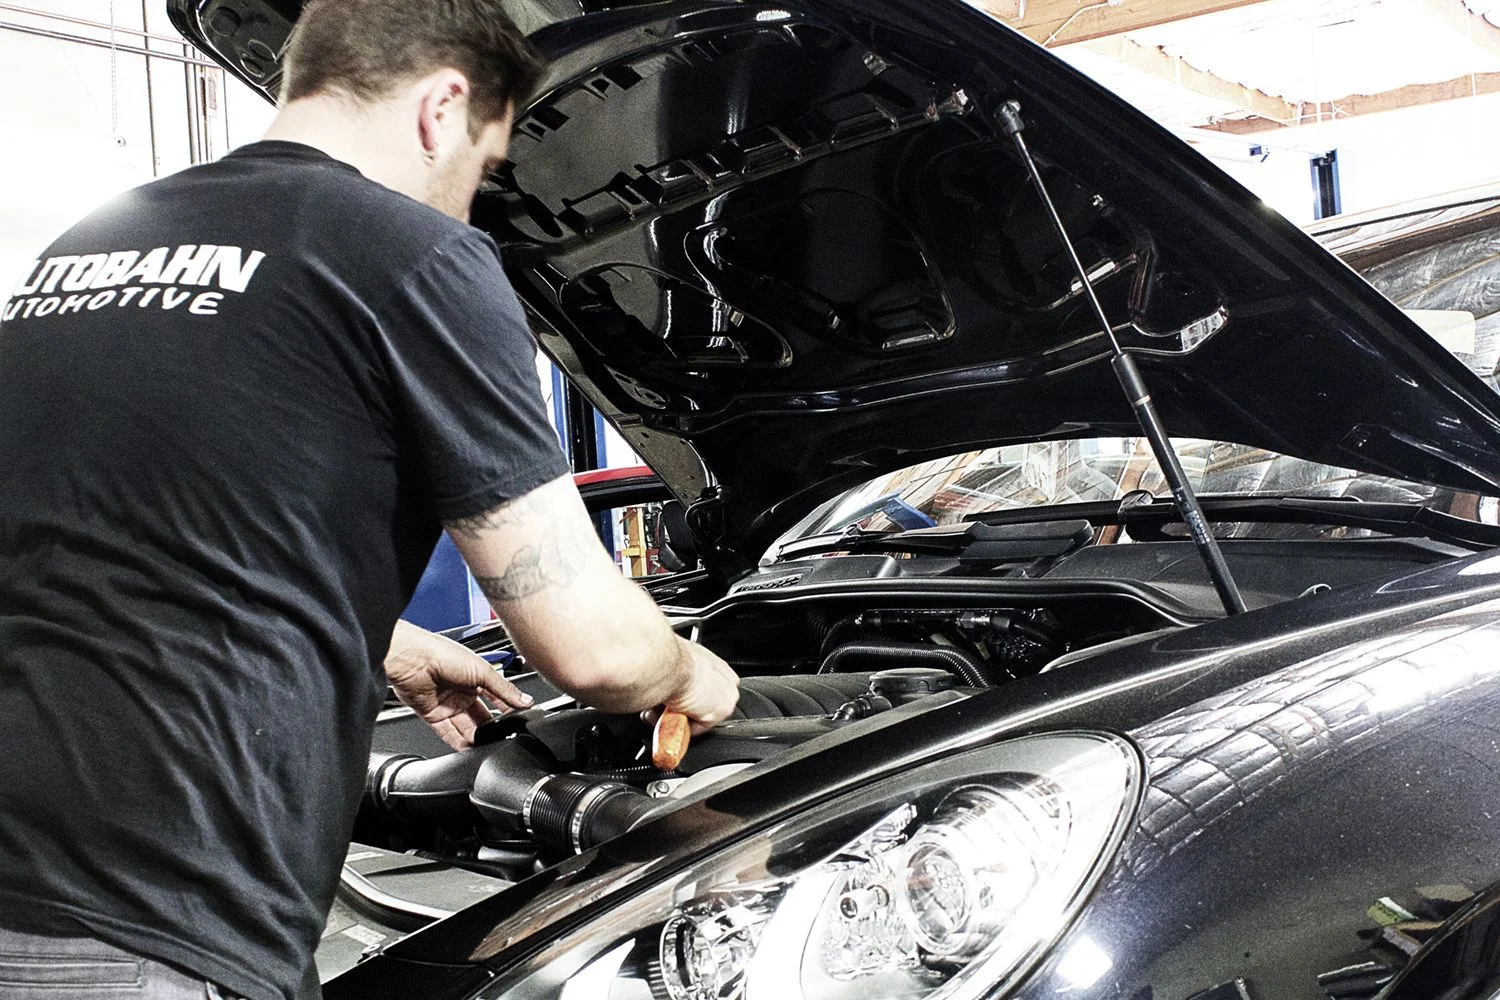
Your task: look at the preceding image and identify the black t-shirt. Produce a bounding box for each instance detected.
[0,141,570,999]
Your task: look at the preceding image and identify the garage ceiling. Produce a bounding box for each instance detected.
[965,0,1500,134]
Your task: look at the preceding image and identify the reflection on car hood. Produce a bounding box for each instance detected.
[1126,596,1500,878]
[171,0,1500,563]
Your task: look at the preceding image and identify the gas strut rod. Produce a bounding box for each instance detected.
[997,100,1247,616]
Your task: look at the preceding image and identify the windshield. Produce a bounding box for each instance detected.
[783,438,1500,544]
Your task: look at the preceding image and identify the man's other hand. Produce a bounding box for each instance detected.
[385,619,533,750]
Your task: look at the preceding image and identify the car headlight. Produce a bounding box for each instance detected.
[479,732,1141,1000]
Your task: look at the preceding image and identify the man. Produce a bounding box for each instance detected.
[0,2,739,998]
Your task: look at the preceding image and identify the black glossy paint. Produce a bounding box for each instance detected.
[317,551,1500,999]
[1022,598,1500,1000]
[172,0,1500,564]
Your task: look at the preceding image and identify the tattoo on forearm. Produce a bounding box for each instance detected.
[452,501,593,603]
[443,496,540,540]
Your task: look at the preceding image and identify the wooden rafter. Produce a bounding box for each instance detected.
[1194,70,1500,133]
[1417,0,1500,60]
[1082,37,1297,124]
[974,0,1274,47]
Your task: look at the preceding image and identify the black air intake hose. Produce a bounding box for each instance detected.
[470,740,659,855]
[818,640,990,687]
[517,774,660,855]
[366,750,490,826]
[367,741,661,855]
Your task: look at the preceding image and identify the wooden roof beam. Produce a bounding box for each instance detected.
[973,0,1275,47]
[1193,70,1500,133]
[1082,36,1296,124]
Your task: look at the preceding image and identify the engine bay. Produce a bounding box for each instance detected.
[323,534,1468,976]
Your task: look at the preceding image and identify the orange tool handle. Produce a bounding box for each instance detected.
[652,710,691,770]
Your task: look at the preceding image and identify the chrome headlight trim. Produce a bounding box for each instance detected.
[475,731,1144,1000]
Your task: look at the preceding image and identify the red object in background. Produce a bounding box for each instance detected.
[928,489,968,512]
[572,465,655,487]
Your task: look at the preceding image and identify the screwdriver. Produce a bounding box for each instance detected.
[652,710,690,770]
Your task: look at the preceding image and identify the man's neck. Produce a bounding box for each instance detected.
[261,95,425,202]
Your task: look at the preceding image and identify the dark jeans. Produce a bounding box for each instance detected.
[0,927,241,999]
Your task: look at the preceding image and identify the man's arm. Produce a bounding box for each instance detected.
[444,473,739,726]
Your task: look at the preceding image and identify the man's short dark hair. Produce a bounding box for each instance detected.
[281,0,547,133]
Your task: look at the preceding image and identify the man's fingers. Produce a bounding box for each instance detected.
[432,716,473,752]
[466,695,496,729]
[473,666,534,711]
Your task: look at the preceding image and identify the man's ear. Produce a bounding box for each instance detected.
[416,68,473,157]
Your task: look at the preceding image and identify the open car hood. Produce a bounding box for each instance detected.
[173,0,1500,565]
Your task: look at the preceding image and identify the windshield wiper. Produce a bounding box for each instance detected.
[773,525,897,560]
[773,519,1095,563]
[1120,494,1500,549]
[777,492,1498,565]
[1001,101,1246,615]
[961,493,1500,550]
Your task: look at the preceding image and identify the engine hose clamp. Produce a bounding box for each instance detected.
[568,782,625,855]
[520,774,554,835]
[374,755,410,804]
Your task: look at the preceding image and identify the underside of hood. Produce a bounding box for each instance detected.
[173,0,1500,565]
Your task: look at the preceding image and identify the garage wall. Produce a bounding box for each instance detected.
[0,1,275,291]
[1208,91,1500,225]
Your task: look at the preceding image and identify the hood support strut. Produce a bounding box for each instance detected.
[999,100,1247,616]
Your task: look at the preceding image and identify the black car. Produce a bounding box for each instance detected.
[174,2,1500,998]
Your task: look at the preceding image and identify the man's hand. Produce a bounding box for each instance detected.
[385,619,533,750]
[645,638,740,736]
